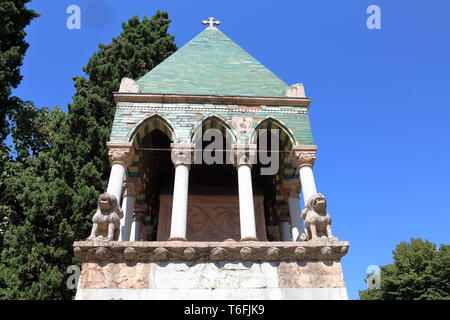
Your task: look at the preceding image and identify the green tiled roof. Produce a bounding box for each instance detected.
[137,28,289,97]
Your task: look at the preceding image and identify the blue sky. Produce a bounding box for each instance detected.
[12,0,450,299]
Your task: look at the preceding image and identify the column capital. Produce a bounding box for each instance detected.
[280,179,301,200]
[289,145,317,169]
[274,201,290,222]
[171,143,195,167]
[231,144,257,167]
[122,177,143,198]
[107,142,135,167]
[133,203,147,222]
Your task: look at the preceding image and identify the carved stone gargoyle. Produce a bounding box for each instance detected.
[297,193,337,241]
[87,193,124,241]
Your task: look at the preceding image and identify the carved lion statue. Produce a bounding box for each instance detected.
[297,193,336,241]
[87,193,123,241]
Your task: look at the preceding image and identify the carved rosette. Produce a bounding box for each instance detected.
[171,143,195,167]
[274,201,290,222]
[231,144,257,167]
[289,145,317,169]
[280,179,301,200]
[107,142,135,167]
[122,177,143,198]
[232,117,253,136]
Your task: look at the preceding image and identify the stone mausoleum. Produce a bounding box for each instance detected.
[73,18,350,300]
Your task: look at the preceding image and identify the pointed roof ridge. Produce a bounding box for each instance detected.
[136,28,289,97]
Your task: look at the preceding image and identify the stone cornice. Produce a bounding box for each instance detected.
[113,92,311,108]
[73,240,349,262]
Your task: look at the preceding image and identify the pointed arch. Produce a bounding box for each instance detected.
[127,114,178,147]
[190,114,237,145]
[251,116,297,151]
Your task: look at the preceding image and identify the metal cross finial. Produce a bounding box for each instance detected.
[202,17,220,29]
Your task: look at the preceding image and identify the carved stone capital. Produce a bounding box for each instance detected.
[232,117,253,136]
[171,143,195,167]
[280,179,301,200]
[107,142,135,167]
[231,144,257,167]
[122,177,143,198]
[274,201,290,222]
[289,145,317,169]
[133,203,147,222]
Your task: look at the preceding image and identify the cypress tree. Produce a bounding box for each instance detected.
[0,11,177,299]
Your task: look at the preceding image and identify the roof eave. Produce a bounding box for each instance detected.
[113,92,311,109]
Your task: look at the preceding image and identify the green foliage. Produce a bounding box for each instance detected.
[0,11,177,299]
[0,0,39,143]
[359,238,450,300]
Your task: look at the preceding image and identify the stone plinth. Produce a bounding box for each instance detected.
[73,240,349,300]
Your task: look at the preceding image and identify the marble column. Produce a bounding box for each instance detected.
[275,202,291,241]
[232,144,258,241]
[106,142,135,205]
[169,143,195,241]
[130,204,147,241]
[119,177,142,241]
[281,179,303,241]
[289,145,318,205]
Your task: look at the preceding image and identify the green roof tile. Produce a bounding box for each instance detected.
[137,28,289,97]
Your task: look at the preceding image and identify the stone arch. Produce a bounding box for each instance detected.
[190,114,237,145]
[127,114,178,147]
[251,116,297,151]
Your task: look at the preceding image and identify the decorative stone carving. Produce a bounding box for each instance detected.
[231,144,257,167]
[240,247,253,260]
[153,247,169,260]
[183,247,196,260]
[285,83,306,98]
[122,177,143,197]
[274,201,290,222]
[289,145,317,169]
[87,193,124,241]
[280,179,301,200]
[107,142,135,167]
[265,247,280,260]
[232,117,253,136]
[124,247,137,260]
[118,77,141,93]
[74,240,350,262]
[210,247,229,261]
[298,193,337,242]
[157,195,267,242]
[170,143,195,166]
[294,247,307,259]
